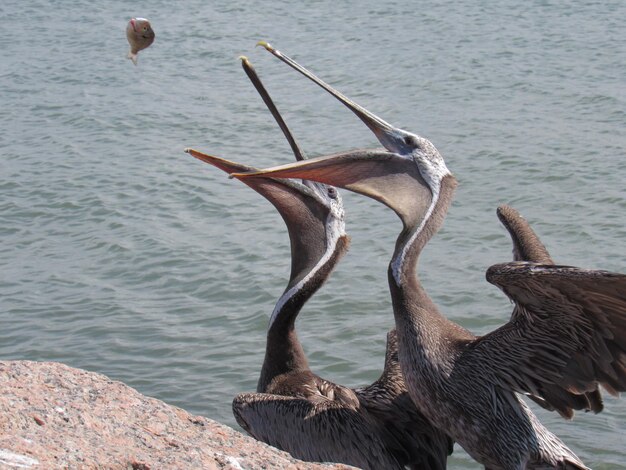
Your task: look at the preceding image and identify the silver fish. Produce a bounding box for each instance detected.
[126,17,155,65]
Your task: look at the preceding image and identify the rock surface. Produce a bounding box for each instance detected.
[0,361,356,469]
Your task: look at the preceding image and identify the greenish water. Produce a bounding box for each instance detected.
[1,1,624,467]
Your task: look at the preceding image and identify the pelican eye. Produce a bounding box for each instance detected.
[404,135,420,148]
[327,187,337,199]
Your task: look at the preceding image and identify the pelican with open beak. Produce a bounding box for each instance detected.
[232,43,626,469]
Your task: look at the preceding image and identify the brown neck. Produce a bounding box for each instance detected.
[390,174,457,287]
[257,235,349,392]
[387,175,471,347]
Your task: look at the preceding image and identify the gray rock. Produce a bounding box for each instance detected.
[0,361,356,469]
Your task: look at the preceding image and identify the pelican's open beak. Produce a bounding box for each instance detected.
[239,54,305,162]
[257,41,401,151]
[184,148,329,209]
[233,148,430,229]
[185,148,255,174]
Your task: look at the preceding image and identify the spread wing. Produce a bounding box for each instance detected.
[232,392,404,469]
[357,330,454,470]
[475,262,626,418]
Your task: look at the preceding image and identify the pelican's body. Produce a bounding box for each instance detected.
[184,57,452,469]
[126,17,154,65]
[236,44,626,469]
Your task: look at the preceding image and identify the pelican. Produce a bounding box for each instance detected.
[185,57,452,469]
[234,43,626,469]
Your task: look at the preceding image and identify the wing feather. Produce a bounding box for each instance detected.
[477,262,626,418]
[232,392,404,469]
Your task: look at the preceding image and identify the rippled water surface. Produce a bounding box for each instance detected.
[1,1,625,467]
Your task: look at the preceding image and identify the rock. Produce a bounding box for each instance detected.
[0,361,356,469]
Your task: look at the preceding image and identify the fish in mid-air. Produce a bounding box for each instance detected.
[126,17,155,65]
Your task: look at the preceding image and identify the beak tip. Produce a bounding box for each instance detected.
[256,40,272,51]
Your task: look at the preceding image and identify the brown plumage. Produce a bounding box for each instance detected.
[126,17,155,65]
[496,205,554,264]
[235,43,626,468]
[483,205,624,419]
[183,57,452,469]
